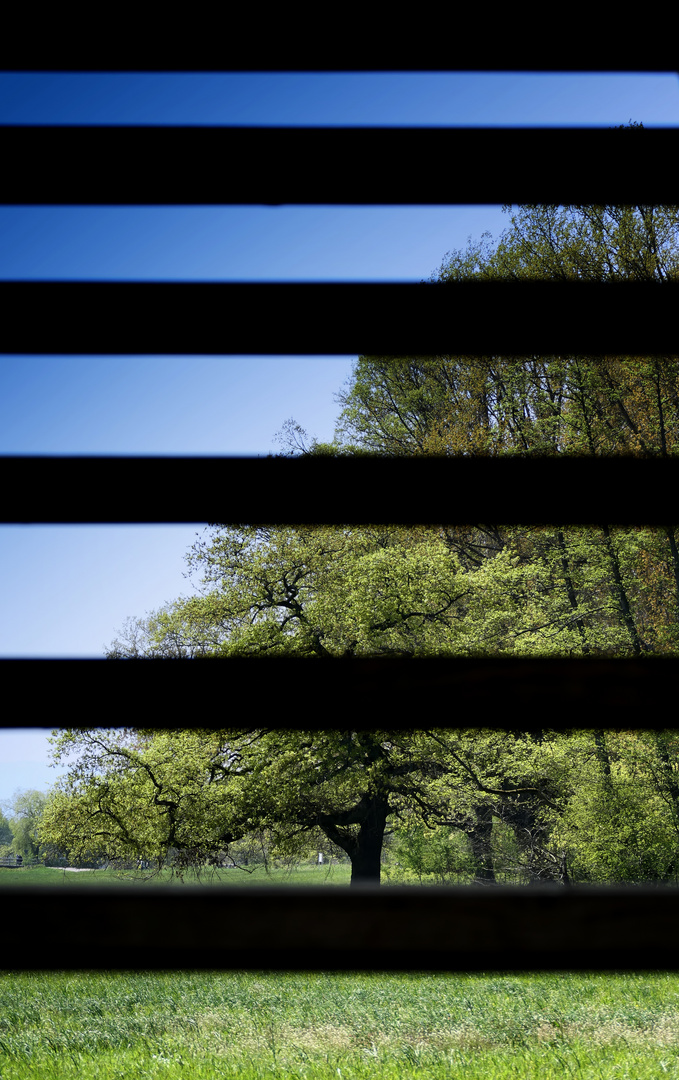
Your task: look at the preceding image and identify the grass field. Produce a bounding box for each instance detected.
[3,969,679,1078]
[3,867,679,1078]
[0,862,352,887]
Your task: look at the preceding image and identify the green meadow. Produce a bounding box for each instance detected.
[3,969,679,1079]
[0,862,352,888]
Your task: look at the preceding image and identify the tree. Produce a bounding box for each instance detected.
[0,809,13,853]
[106,524,469,659]
[44,726,565,885]
[4,789,48,861]
[82,522,669,884]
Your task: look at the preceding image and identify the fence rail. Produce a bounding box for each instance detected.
[4,127,678,205]
[2,886,679,972]
[2,281,677,357]
[0,34,677,71]
[2,455,679,524]
[2,657,678,728]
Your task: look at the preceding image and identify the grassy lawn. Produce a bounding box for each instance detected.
[0,862,352,887]
[2,969,679,1078]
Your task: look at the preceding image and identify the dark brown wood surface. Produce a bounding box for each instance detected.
[3,44,678,977]
[1,656,677,728]
[1,886,678,972]
[2,281,676,356]
[1,455,677,525]
[0,30,677,71]
[4,127,677,205]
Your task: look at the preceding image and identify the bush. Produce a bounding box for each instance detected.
[388,825,475,884]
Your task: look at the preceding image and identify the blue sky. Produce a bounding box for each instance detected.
[1,69,678,807]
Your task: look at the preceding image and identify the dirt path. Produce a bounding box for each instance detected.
[45,866,96,872]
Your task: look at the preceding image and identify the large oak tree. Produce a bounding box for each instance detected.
[44,725,566,885]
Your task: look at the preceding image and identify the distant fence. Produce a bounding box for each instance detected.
[0,855,28,868]
[0,855,66,869]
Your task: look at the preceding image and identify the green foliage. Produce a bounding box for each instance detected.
[105,520,665,661]
[38,722,679,887]
[0,809,13,848]
[4,789,48,860]
[389,824,476,883]
[324,162,679,656]
[549,731,679,884]
[129,524,470,659]
[102,127,679,670]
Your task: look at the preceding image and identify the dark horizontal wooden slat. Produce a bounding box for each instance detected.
[2,456,678,524]
[2,657,678,727]
[1,27,678,72]
[4,127,678,205]
[1,886,679,971]
[2,281,678,355]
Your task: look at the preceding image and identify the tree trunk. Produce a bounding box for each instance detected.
[319,793,390,886]
[502,801,558,883]
[347,813,388,886]
[556,529,590,653]
[601,524,642,655]
[654,731,679,819]
[663,527,679,630]
[593,729,613,791]
[467,804,496,885]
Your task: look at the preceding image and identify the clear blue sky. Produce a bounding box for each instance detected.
[1,69,678,806]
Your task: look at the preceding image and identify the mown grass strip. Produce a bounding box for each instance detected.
[0,863,352,888]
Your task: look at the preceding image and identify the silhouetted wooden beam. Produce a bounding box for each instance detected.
[2,886,679,971]
[2,657,678,728]
[4,127,678,205]
[2,281,677,356]
[2,456,677,525]
[0,31,677,71]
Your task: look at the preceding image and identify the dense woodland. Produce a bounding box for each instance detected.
[38,136,679,885]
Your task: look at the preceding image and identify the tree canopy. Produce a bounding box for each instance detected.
[0,809,13,851]
[2,790,48,860]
